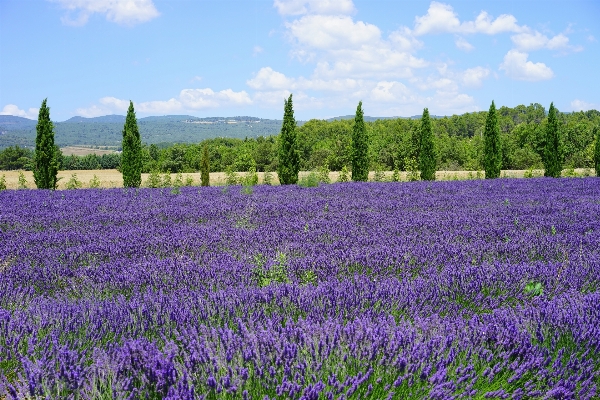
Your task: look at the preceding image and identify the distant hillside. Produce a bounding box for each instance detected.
[0,113,435,149]
[64,115,126,123]
[0,115,37,131]
[0,115,285,149]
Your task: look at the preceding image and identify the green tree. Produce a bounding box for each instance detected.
[33,98,59,189]
[277,94,300,185]
[483,100,502,178]
[121,101,142,187]
[419,108,436,181]
[594,125,600,177]
[351,101,369,181]
[201,144,210,186]
[543,102,562,178]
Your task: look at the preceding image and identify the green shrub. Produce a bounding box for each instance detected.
[145,170,162,188]
[263,170,273,185]
[225,168,239,185]
[298,172,320,188]
[405,157,420,181]
[65,173,82,190]
[161,173,172,187]
[89,174,101,189]
[317,164,331,184]
[338,166,350,183]
[0,174,6,191]
[241,166,259,187]
[17,171,28,189]
[373,165,386,182]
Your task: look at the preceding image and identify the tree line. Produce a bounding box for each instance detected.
[3,97,600,188]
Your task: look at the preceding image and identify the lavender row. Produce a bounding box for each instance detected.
[1,178,599,398]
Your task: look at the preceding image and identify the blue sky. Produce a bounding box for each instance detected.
[1,0,598,121]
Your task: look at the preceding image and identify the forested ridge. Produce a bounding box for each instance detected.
[1,103,599,173]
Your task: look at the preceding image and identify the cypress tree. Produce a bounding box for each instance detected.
[121,101,142,188]
[419,108,436,181]
[33,98,59,189]
[594,126,600,177]
[201,144,210,186]
[277,94,300,185]
[483,100,502,179]
[351,101,369,181]
[543,102,562,178]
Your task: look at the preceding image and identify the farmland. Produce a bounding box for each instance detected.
[0,178,599,398]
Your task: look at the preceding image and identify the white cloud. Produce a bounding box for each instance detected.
[459,66,490,88]
[75,88,252,117]
[455,36,474,52]
[253,46,264,56]
[587,35,597,43]
[570,99,600,112]
[389,27,423,53]
[460,11,523,35]
[284,15,427,80]
[511,32,581,52]
[247,67,295,90]
[499,50,554,81]
[136,98,182,114]
[0,104,39,119]
[413,2,525,36]
[274,0,355,16]
[49,0,160,26]
[287,15,380,50]
[75,104,108,118]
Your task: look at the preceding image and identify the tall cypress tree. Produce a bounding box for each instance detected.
[419,108,436,181]
[543,102,562,178]
[277,94,300,185]
[483,100,502,179]
[201,144,210,186]
[33,98,59,189]
[121,101,142,188]
[594,125,600,177]
[351,101,369,181]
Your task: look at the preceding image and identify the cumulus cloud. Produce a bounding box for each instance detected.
[0,104,39,119]
[511,32,582,52]
[247,67,295,90]
[287,15,380,50]
[49,0,160,26]
[499,50,554,81]
[455,37,474,52]
[284,14,427,80]
[459,66,490,88]
[570,99,600,112]
[75,88,252,117]
[413,2,524,36]
[274,0,355,16]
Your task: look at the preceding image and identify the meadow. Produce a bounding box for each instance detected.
[0,178,599,399]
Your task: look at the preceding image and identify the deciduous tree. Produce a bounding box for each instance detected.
[33,98,59,189]
[483,100,502,178]
[121,101,142,187]
[277,94,300,185]
[351,101,369,181]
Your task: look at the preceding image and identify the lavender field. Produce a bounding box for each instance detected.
[0,178,599,399]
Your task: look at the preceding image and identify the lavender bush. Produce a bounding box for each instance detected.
[0,178,599,399]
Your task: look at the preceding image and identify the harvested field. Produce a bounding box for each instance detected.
[60,146,119,156]
[0,168,595,190]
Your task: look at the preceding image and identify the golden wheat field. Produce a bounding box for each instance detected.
[0,168,595,190]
